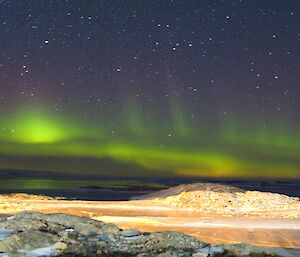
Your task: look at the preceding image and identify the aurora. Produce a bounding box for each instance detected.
[0,107,299,178]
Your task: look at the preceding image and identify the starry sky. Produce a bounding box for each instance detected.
[0,0,299,178]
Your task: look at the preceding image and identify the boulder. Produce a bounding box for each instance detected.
[121,228,141,237]
[223,243,280,256]
[0,231,58,252]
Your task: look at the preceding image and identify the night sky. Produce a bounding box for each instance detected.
[0,0,299,178]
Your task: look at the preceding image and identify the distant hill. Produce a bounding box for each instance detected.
[131,182,244,200]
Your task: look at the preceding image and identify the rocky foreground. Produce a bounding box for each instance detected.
[0,212,281,257]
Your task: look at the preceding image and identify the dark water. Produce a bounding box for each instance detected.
[0,176,299,200]
[0,178,168,200]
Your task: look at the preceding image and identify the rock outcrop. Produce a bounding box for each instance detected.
[163,190,300,216]
[133,183,300,217]
[0,193,55,201]
[0,212,281,257]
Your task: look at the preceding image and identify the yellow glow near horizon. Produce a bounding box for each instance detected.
[1,108,75,144]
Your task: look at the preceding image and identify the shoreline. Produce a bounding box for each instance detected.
[1,197,299,249]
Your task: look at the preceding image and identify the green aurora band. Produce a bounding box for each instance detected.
[0,107,299,178]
